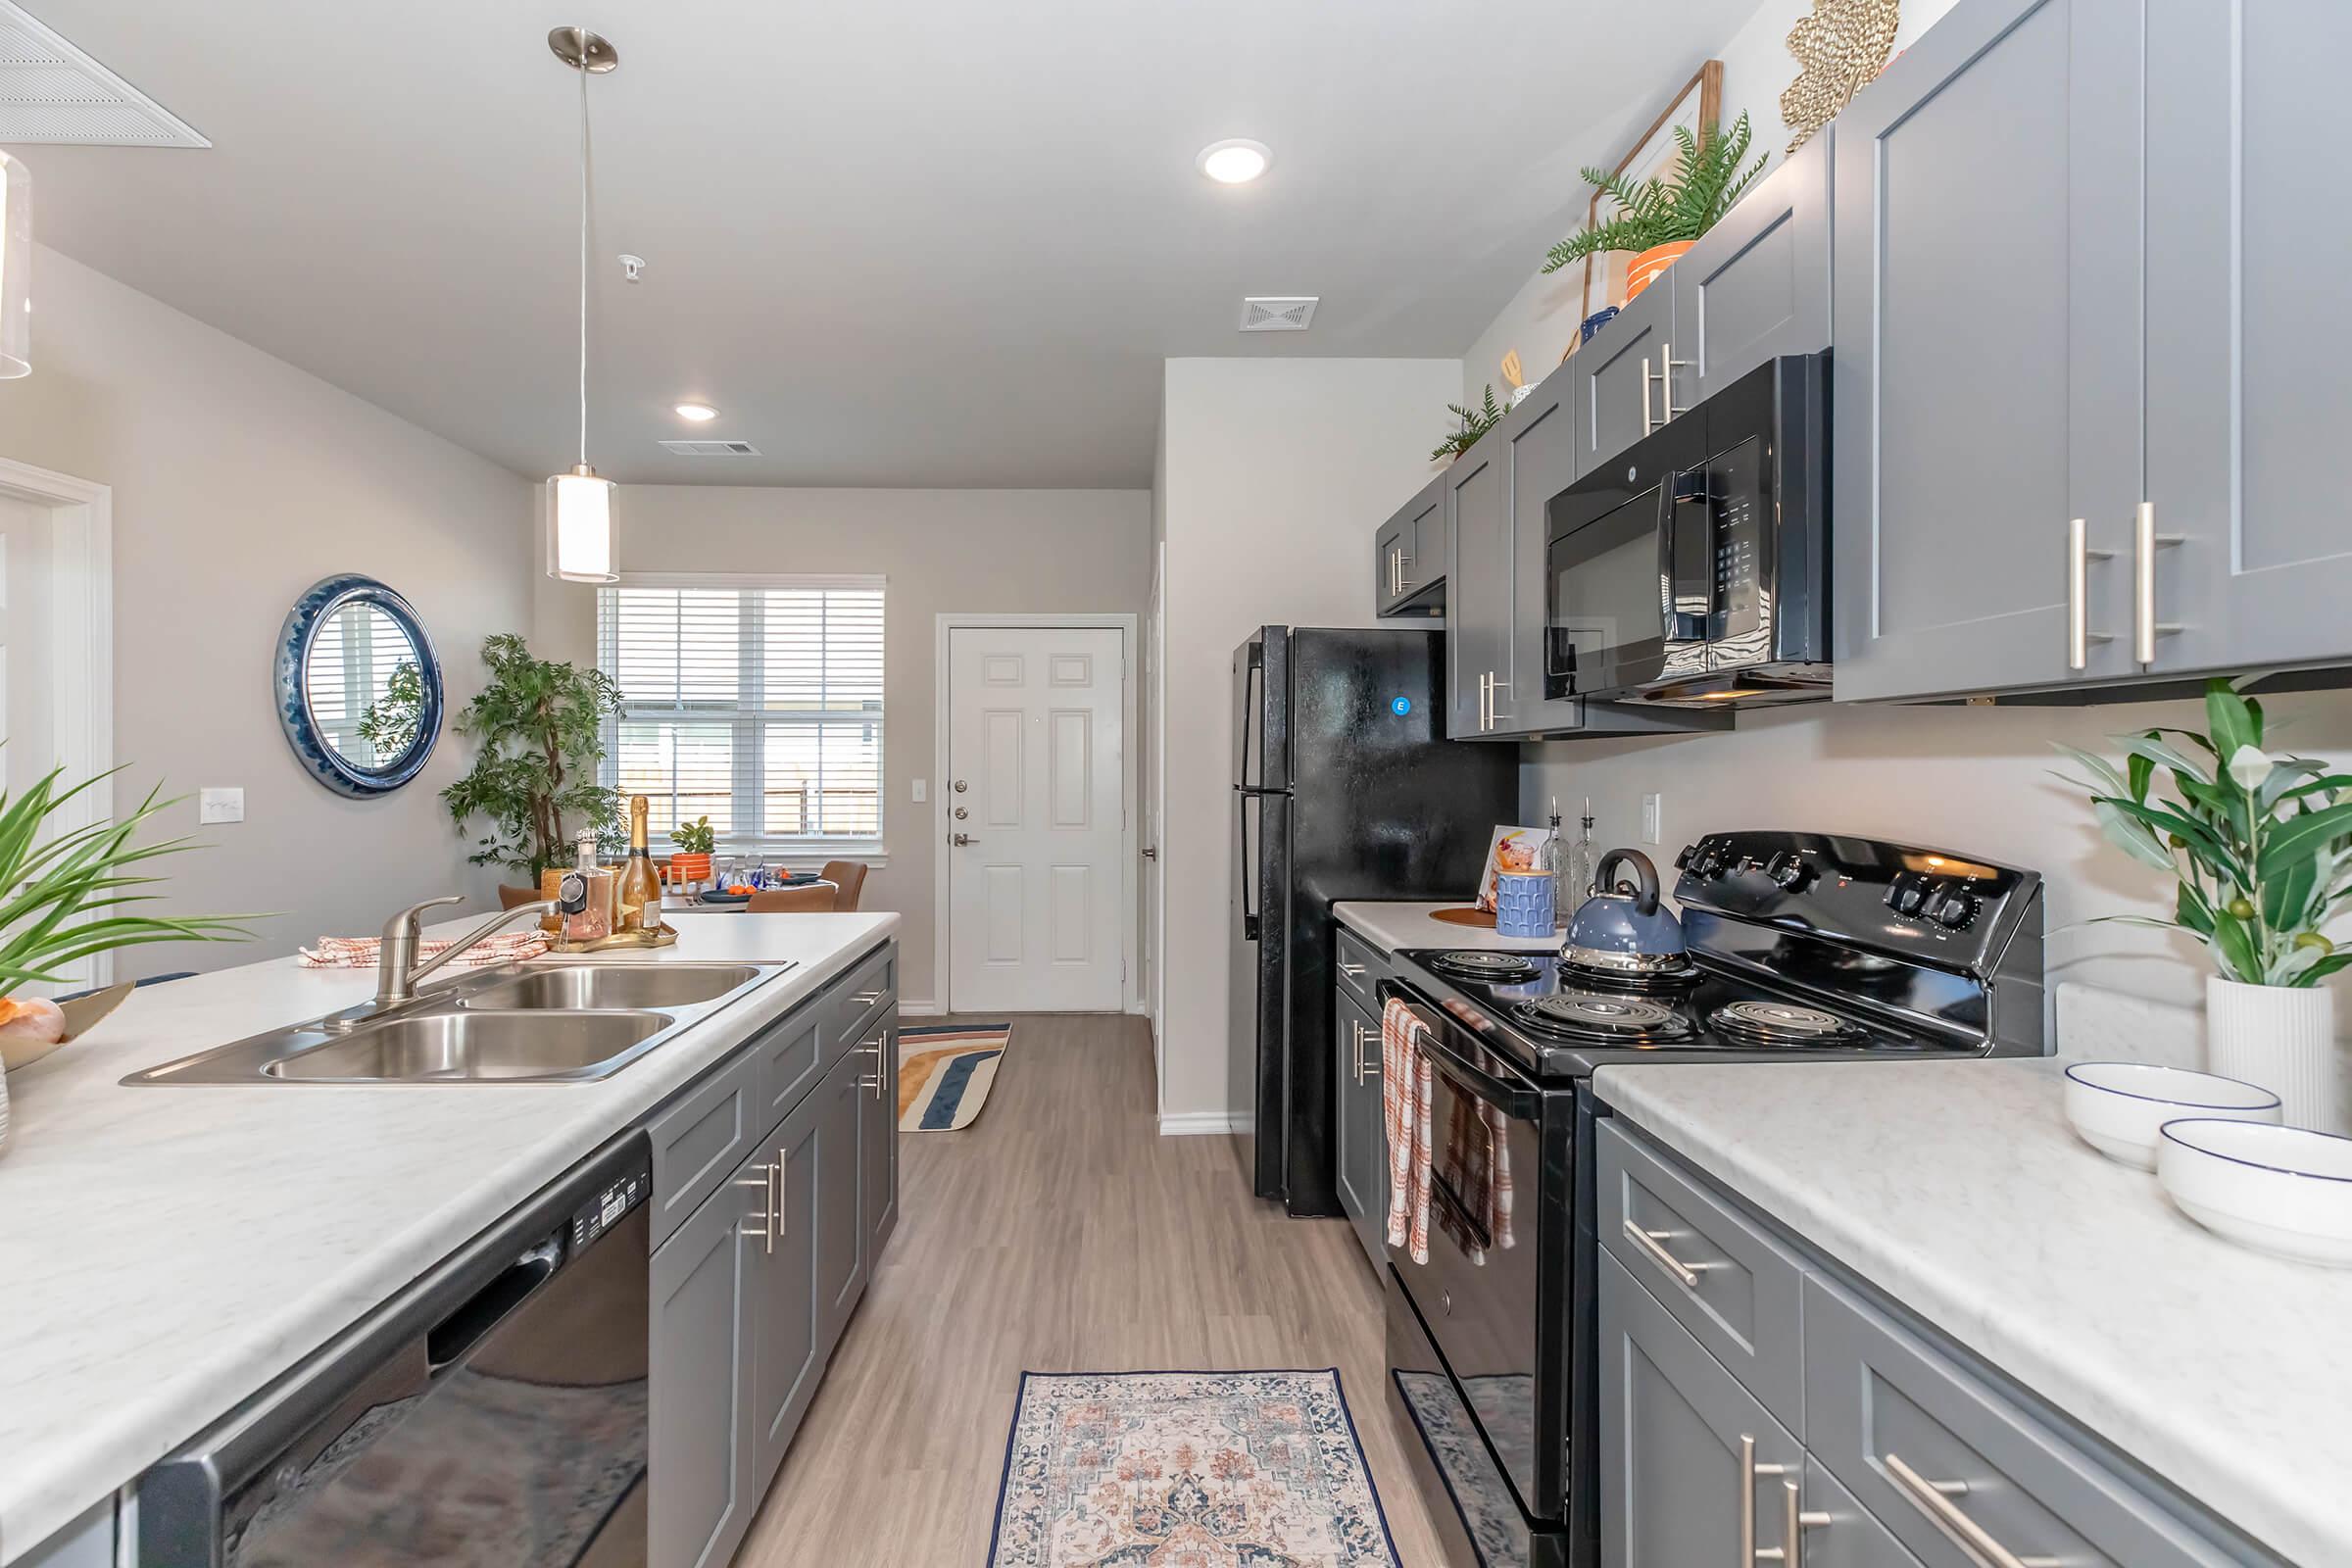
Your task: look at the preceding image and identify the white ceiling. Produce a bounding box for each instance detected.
[5,1,1762,487]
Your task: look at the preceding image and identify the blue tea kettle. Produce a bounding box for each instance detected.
[1562,848,1687,977]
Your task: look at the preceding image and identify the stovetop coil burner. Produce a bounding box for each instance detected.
[1511,993,1694,1044]
[1708,999,1866,1047]
[1424,950,1541,983]
[1554,954,1701,994]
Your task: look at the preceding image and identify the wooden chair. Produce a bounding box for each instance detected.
[819,859,868,912]
[498,883,541,910]
[747,884,837,912]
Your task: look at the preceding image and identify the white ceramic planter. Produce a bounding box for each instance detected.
[2207,975,2339,1133]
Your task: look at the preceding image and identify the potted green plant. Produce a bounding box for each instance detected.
[0,766,257,1150]
[1542,111,1768,301]
[668,814,715,887]
[1432,386,1508,465]
[441,634,625,890]
[2058,678,2352,1131]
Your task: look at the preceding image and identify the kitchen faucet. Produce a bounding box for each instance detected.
[329,883,587,1031]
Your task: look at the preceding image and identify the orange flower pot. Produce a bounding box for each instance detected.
[1623,240,1695,303]
[668,853,712,885]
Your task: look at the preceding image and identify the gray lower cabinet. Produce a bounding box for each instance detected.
[1670,128,1833,411]
[1597,1250,1810,1568]
[1332,988,1386,1274]
[649,941,901,1568]
[650,1141,760,1568]
[1831,0,2144,702]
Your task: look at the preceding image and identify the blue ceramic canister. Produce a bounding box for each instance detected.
[1494,869,1555,938]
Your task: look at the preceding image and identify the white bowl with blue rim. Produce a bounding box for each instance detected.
[2061,1061,2280,1170]
[2157,1119,2352,1266]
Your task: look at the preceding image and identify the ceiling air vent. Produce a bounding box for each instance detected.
[0,2,209,146]
[658,439,761,457]
[1239,296,1318,332]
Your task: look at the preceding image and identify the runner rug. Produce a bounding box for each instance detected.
[985,1368,1401,1567]
[895,1020,1010,1132]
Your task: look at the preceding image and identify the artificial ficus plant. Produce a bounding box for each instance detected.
[2058,678,2352,988]
[441,634,624,881]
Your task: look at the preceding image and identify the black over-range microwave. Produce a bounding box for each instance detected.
[1544,353,1828,708]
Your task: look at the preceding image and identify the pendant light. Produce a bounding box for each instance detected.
[0,149,28,380]
[545,26,619,582]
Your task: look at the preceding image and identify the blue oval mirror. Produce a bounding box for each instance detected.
[274,574,444,797]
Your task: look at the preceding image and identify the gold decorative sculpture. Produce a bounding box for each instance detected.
[1780,0,1901,155]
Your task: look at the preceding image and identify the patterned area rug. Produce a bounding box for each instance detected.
[897,1021,1010,1131]
[986,1368,1400,1567]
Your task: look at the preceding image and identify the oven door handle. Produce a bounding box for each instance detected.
[1377,981,1544,1121]
[1659,466,1714,643]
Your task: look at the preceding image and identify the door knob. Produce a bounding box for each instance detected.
[952,779,968,793]
[954,807,968,820]
[951,833,979,847]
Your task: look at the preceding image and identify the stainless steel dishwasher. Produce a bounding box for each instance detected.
[138,1133,653,1567]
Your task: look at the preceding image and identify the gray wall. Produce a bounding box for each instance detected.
[0,246,533,977]
[532,485,1153,1009]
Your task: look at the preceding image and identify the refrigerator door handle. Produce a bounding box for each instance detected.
[1236,643,1265,792]
[1238,788,1259,942]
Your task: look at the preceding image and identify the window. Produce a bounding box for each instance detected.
[597,577,884,855]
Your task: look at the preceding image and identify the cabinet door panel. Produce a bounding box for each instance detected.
[814,1053,870,1349]
[1675,130,1831,407]
[1802,1457,1926,1568]
[1500,372,1590,736]
[1832,0,2142,700]
[1375,520,1406,612]
[1402,482,1446,605]
[861,1013,900,1260]
[1577,283,1673,473]
[2145,0,2352,675]
[750,1083,824,1488]
[1445,444,1508,737]
[649,1153,756,1568]
[1598,1250,1801,1568]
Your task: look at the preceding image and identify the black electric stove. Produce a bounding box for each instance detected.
[1382,831,2044,1568]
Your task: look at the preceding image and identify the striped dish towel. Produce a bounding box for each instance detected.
[1382,997,1435,1264]
[298,931,550,968]
[1486,1100,1515,1250]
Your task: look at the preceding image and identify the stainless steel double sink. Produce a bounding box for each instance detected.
[124,960,793,1086]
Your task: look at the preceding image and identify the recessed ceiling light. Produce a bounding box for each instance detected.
[1198,139,1272,184]
[674,403,718,422]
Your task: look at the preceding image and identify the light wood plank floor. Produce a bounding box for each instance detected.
[738,1011,1448,1566]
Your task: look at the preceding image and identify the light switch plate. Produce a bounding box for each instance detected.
[911,779,927,803]
[1640,794,1662,845]
[200,787,245,825]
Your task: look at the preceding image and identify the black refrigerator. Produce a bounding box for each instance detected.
[1230,626,1518,1215]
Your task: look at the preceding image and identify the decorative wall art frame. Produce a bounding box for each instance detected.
[1576,61,1723,336]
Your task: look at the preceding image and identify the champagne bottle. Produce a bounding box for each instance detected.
[619,795,663,934]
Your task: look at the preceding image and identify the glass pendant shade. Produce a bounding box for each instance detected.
[546,465,617,582]
[0,150,28,380]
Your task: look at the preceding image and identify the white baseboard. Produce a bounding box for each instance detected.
[898,999,944,1018]
[1157,1111,1244,1137]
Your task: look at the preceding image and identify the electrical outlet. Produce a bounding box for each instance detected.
[1641,794,1662,845]
[911,779,928,803]
[199,787,245,825]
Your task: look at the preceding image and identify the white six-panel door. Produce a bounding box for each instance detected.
[946,625,1126,1012]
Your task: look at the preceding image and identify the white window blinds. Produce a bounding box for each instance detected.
[597,578,885,852]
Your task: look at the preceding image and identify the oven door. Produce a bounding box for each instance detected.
[1543,416,1708,702]
[1380,982,1564,1528]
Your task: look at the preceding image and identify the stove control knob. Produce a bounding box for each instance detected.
[1674,843,1696,870]
[1931,887,1980,929]
[1887,876,1930,916]
[1764,851,1812,891]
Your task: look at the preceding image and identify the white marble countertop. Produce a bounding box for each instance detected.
[0,910,897,1563]
[1332,900,1562,955]
[1594,1055,2352,1566]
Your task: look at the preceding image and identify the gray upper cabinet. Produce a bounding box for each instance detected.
[1376,474,1447,616]
[1576,274,1676,473]
[2142,0,2352,678]
[1499,370,1592,738]
[1444,441,1511,736]
[1671,128,1833,407]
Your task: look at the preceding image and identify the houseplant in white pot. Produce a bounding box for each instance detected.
[2060,679,2352,1131]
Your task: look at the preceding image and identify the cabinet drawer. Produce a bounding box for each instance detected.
[647,1051,760,1248]
[752,1005,825,1135]
[1801,1456,1924,1568]
[1804,1276,2240,1568]
[822,942,896,1064]
[1334,926,1385,1011]
[1597,1120,1807,1432]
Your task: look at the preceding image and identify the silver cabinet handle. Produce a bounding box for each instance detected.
[1396,551,1413,594]
[1883,1453,2061,1568]
[1475,670,1489,730]
[1489,674,1510,731]
[1659,340,1690,421]
[1620,1217,1705,1288]
[1642,356,1656,437]
[859,1036,888,1099]
[1338,960,1367,978]
[1740,1436,1798,1568]
[737,1162,776,1254]
[2133,500,2183,665]
[2065,516,2115,671]
[852,988,885,1006]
